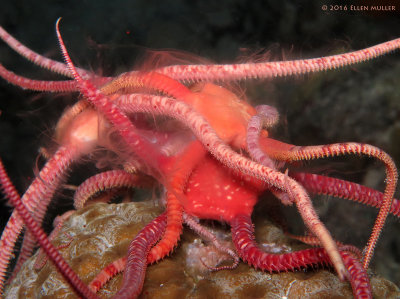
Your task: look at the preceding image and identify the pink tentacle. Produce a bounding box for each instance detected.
[231,214,372,299]
[112,212,167,298]
[286,233,363,259]
[0,25,90,79]
[154,38,400,82]
[101,71,192,100]
[0,63,78,92]
[0,146,80,291]
[270,141,397,269]
[231,214,330,271]
[9,146,80,278]
[90,212,239,294]
[246,105,279,169]
[291,172,400,217]
[0,159,99,299]
[183,213,239,271]
[56,19,168,180]
[34,210,75,270]
[74,170,151,209]
[89,257,127,293]
[246,105,292,205]
[341,252,372,299]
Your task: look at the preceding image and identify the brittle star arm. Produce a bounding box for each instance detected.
[183,212,239,271]
[261,138,398,269]
[246,105,292,205]
[56,19,171,181]
[0,26,111,92]
[231,214,372,299]
[248,106,398,269]
[113,212,167,298]
[0,146,81,292]
[4,105,108,283]
[285,232,363,259]
[33,210,75,270]
[246,105,279,169]
[70,170,163,296]
[152,37,400,82]
[0,159,99,299]
[88,211,239,294]
[290,172,400,217]
[72,140,205,266]
[72,144,199,267]
[0,25,90,79]
[72,143,213,270]
[148,140,207,263]
[73,170,153,209]
[0,63,78,92]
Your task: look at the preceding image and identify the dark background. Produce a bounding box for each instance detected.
[0,0,399,286]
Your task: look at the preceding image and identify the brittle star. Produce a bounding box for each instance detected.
[0,19,398,298]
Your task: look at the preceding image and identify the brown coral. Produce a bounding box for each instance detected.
[5,202,400,299]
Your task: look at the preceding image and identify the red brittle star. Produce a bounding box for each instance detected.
[0,19,398,298]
